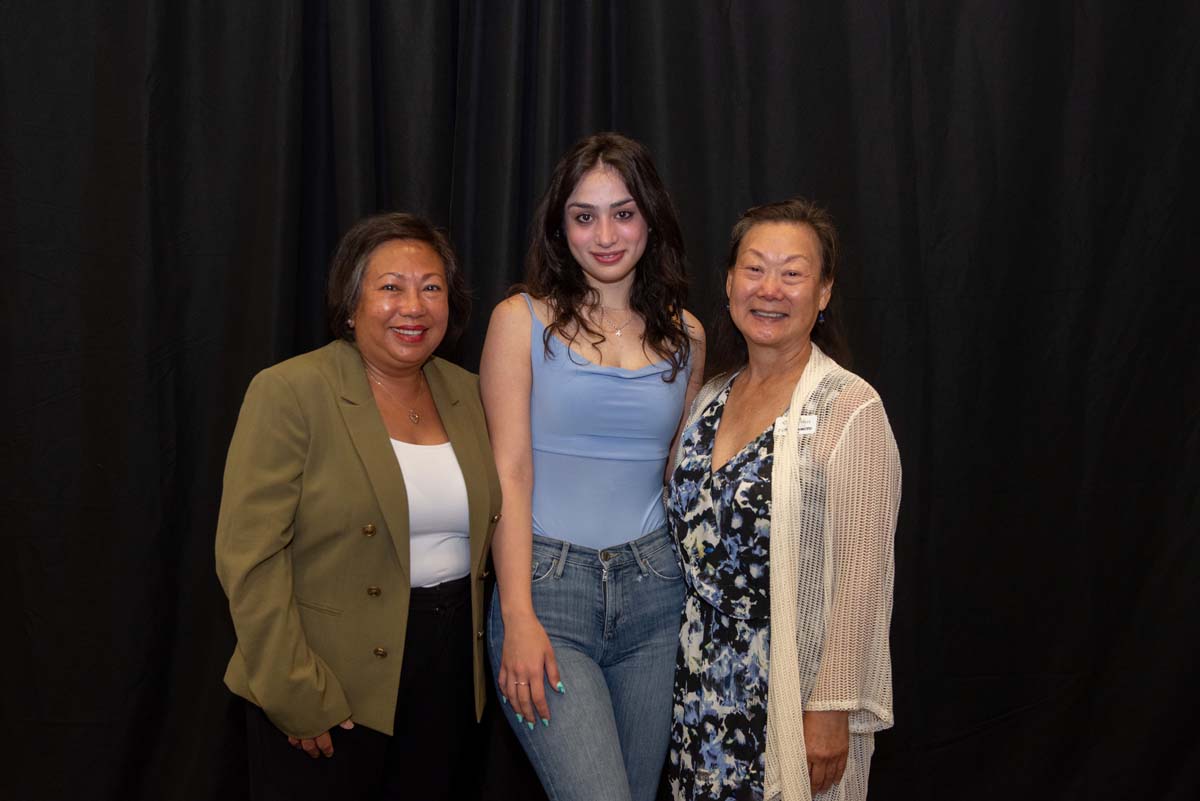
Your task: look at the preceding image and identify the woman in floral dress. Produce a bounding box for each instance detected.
[666,199,901,801]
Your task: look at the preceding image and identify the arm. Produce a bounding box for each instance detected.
[214,370,352,741]
[665,310,706,481]
[479,296,561,728]
[805,397,902,791]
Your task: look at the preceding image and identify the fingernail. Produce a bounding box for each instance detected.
[541,717,549,727]
[526,721,535,731]
[501,695,508,705]
[556,681,566,694]
[515,713,524,723]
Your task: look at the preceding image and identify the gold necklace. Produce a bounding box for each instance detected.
[366,367,424,425]
[599,306,636,337]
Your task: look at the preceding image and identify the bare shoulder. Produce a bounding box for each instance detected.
[678,309,706,383]
[486,294,533,339]
[482,294,536,381]
[490,293,532,323]
[680,308,706,344]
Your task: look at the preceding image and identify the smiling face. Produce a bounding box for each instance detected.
[726,221,832,355]
[351,238,449,374]
[563,165,649,293]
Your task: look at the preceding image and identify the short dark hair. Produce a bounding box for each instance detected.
[523,132,691,382]
[326,212,471,344]
[709,197,850,377]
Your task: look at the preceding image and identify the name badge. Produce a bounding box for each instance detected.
[795,415,819,434]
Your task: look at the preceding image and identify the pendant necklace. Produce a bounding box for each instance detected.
[601,306,636,338]
[366,367,423,425]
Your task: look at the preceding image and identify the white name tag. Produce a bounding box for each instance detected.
[775,414,818,436]
[796,414,819,434]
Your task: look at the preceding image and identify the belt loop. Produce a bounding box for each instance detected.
[627,537,650,576]
[554,540,570,578]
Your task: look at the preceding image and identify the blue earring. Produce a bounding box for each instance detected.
[818,310,826,324]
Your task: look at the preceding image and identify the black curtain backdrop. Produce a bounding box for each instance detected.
[4,2,1199,800]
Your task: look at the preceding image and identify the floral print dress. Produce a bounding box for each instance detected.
[667,381,775,801]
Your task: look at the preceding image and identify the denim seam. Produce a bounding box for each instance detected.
[532,557,559,584]
[642,559,682,582]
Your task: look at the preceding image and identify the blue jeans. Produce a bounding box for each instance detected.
[488,527,685,801]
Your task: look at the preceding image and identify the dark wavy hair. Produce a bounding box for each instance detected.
[708,197,850,378]
[521,132,690,381]
[326,212,471,346]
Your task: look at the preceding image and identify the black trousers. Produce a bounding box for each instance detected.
[245,576,478,801]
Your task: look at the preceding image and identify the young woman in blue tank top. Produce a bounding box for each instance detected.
[480,133,705,801]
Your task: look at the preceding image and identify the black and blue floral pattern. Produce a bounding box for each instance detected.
[667,381,775,801]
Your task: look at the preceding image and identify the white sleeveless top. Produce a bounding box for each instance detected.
[390,439,471,588]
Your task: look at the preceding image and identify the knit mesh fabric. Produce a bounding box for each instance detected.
[676,346,900,801]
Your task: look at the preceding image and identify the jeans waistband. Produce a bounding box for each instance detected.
[531,526,673,577]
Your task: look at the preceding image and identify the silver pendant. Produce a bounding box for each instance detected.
[408,410,421,425]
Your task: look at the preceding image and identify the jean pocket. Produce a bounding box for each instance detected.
[642,544,683,581]
[530,557,557,584]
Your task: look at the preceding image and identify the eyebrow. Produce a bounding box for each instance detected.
[744,248,813,265]
[376,272,445,280]
[566,197,635,210]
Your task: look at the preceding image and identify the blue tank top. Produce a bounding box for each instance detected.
[524,294,690,549]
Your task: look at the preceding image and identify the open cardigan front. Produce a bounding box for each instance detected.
[672,345,901,801]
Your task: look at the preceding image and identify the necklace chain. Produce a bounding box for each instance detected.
[366,367,423,425]
[599,305,636,337]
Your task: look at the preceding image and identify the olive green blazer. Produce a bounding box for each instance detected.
[215,340,501,738]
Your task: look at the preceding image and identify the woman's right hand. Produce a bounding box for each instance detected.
[481,296,560,727]
[497,611,562,727]
[286,718,355,758]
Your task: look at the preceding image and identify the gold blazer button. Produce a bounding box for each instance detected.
[362,523,377,536]
[366,586,382,597]
[373,647,388,658]
[490,513,501,523]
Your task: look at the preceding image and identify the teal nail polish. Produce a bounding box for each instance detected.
[541,717,550,727]
[515,713,524,723]
[555,681,566,694]
[526,721,535,731]
[500,695,508,705]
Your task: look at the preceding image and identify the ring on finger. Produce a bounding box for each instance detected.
[513,680,529,686]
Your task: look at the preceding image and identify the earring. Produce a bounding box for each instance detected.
[818,310,826,324]
[347,318,355,328]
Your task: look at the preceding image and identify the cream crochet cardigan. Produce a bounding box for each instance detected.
[672,345,901,801]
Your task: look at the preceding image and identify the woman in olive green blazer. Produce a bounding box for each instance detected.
[216,214,500,800]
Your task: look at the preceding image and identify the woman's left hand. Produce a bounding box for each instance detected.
[803,710,849,794]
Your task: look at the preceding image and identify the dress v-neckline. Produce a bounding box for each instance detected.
[708,382,776,476]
